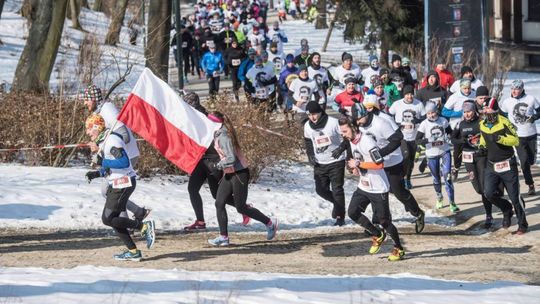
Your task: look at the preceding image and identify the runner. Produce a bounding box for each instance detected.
[245,55,277,112]
[289,64,322,121]
[207,111,279,246]
[223,38,246,101]
[200,44,225,98]
[449,66,484,94]
[499,79,540,195]
[416,102,459,212]
[304,101,347,226]
[332,77,363,116]
[339,117,405,261]
[308,52,331,109]
[84,114,155,261]
[361,55,381,91]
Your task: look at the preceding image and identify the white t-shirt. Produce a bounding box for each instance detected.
[417,117,451,158]
[332,64,362,88]
[444,90,476,129]
[96,102,140,159]
[359,114,403,167]
[349,134,390,193]
[389,98,426,141]
[100,133,136,183]
[268,51,285,76]
[290,78,320,112]
[500,94,540,137]
[361,66,380,89]
[304,116,345,165]
[308,66,330,88]
[246,64,276,98]
[267,28,287,54]
[449,78,484,94]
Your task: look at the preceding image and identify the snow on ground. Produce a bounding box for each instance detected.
[1,266,539,304]
[0,162,447,231]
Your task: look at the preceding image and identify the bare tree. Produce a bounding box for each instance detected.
[104,0,128,46]
[315,0,327,29]
[92,0,102,12]
[145,0,171,81]
[12,0,69,93]
[20,0,39,27]
[67,0,83,30]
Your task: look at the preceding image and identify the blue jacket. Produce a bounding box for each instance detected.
[200,51,224,75]
[279,66,298,91]
[238,58,254,82]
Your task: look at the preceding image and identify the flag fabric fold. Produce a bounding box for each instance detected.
[118,68,221,174]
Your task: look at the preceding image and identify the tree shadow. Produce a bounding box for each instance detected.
[0,203,61,220]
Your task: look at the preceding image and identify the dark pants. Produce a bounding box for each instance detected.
[516,135,537,185]
[484,157,528,231]
[215,169,270,236]
[207,75,220,96]
[182,49,190,77]
[191,54,201,75]
[102,177,142,250]
[188,159,235,222]
[230,66,241,96]
[400,140,416,180]
[348,189,401,248]
[453,142,463,169]
[384,162,422,217]
[464,155,504,217]
[314,160,346,219]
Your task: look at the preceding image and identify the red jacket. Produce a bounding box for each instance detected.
[335,91,363,114]
[421,68,454,91]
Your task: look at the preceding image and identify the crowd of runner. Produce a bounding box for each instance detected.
[81,0,535,262]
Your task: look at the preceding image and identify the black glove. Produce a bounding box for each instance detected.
[417,138,429,145]
[331,141,348,159]
[85,170,101,182]
[351,98,360,103]
[476,148,488,157]
[338,107,348,115]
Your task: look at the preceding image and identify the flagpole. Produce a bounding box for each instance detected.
[174,0,184,89]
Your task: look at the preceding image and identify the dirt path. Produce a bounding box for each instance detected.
[1,223,539,285]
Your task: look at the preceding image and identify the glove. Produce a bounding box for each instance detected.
[331,146,346,159]
[308,155,318,167]
[526,115,538,124]
[418,138,429,145]
[85,170,101,183]
[352,97,360,103]
[476,148,488,157]
[338,107,348,115]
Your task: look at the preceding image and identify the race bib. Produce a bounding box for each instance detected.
[314,135,331,149]
[182,41,188,48]
[494,159,511,173]
[112,176,132,189]
[431,141,444,147]
[401,122,415,132]
[360,176,372,189]
[462,151,474,163]
[256,88,267,99]
[232,59,241,66]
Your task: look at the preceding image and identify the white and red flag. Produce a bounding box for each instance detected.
[118,68,221,174]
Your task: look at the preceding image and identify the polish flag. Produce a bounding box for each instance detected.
[118,68,221,174]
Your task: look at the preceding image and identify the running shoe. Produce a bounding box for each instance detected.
[388,247,405,261]
[141,220,156,249]
[369,230,387,254]
[267,218,279,241]
[208,235,230,246]
[334,217,345,226]
[527,185,535,196]
[114,249,142,261]
[449,202,460,213]
[484,216,493,229]
[415,210,425,234]
[183,220,206,232]
[516,228,527,235]
[502,210,513,229]
[435,194,444,209]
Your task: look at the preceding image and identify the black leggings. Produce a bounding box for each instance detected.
[516,135,537,185]
[102,177,142,250]
[215,169,270,236]
[207,75,220,96]
[384,163,421,217]
[400,140,416,180]
[188,159,235,222]
[464,155,504,218]
[348,189,401,248]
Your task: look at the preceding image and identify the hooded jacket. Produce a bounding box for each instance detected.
[416,70,448,106]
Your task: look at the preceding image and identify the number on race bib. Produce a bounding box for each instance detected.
[462,151,474,163]
[232,59,241,66]
[112,176,132,189]
[494,159,511,173]
[182,42,188,48]
[360,176,372,189]
[431,141,444,147]
[315,135,331,149]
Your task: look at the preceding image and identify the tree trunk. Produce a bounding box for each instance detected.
[0,0,5,21]
[315,0,327,29]
[21,0,39,26]
[145,0,171,81]
[80,0,88,9]
[92,0,102,12]
[104,0,128,46]
[13,0,69,93]
[68,0,83,30]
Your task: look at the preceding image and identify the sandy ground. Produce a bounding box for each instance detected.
[2,167,540,286]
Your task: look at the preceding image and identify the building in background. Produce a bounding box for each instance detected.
[490,0,540,71]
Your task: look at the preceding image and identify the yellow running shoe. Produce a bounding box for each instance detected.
[368,230,386,254]
[388,247,405,261]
